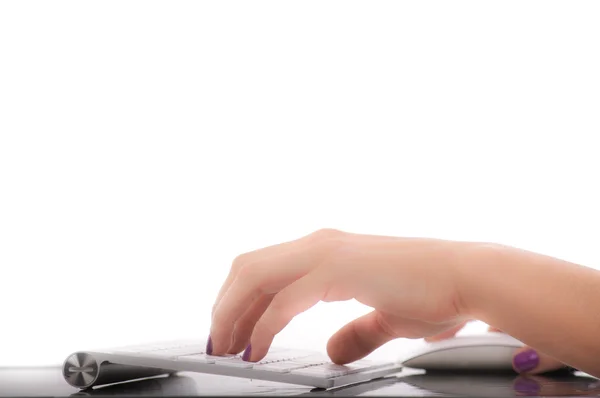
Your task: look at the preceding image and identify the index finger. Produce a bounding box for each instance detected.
[211,241,298,316]
[210,233,343,355]
[211,229,342,317]
[244,264,334,361]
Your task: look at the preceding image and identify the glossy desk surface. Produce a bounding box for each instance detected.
[1,367,599,397]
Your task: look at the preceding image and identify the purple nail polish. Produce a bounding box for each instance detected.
[206,336,213,355]
[513,349,539,373]
[513,378,541,396]
[242,345,252,361]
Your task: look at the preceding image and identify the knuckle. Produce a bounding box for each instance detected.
[236,261,258,281]
[235,260,270,295]
[310,229,349,262]
[310,228,344,241]
[231,252,251,272]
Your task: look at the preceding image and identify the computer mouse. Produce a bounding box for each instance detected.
[399,333,525,372]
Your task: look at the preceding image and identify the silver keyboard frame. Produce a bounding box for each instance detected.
[62,346,403,390]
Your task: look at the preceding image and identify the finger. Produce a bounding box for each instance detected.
[424,321,468,342]
[211,230,392,317]
[211,236,310,316]
[227,294,274,354]
[211,237,340,355]
[512,346,565,375]
[243,266,334,362]
[488,325,503,333]
[326,310,398,364]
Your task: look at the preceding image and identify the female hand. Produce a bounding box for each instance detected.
[426,322,569,375]
[208,229,600,377]
[208,229,476,363]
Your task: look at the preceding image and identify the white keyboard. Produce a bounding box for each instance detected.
[62,340,403,389]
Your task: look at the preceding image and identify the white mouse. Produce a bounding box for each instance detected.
[400,333,525,371]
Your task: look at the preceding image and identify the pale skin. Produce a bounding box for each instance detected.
[208,229,600,378]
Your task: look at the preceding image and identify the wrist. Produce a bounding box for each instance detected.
[453,242,514,320]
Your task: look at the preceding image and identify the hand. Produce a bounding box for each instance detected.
[426,322,569,375]
[208,229,477,363]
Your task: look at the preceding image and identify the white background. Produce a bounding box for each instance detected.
[1,1,599,367]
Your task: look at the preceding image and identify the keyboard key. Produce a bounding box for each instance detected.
[163,339,207,348]
[111,341,204,354]
[338,359,385,373]
[291,361,386,378]
[212,356,254,368]
[287,354,328,363]
[257,350,313,364]
[176,354,216,364]
[291,364,350,378]
[252,355,326,373]
[287,357,329,367]
[214,360,254,368]
[145,347,206,358]
[252,361,311,373]
[205,354,237,360]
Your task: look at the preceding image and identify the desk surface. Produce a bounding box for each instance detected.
[1,367,599,397]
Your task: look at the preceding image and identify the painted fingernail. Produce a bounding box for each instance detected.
[513,349,539,373]
[242,344,252,361]
[513,378,541,396]
[206,336,213,355]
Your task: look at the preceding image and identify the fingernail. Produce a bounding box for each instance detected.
[242,344,252,361]
[513,349,539,373]
[513,378,541,396]
[206,336,213,355]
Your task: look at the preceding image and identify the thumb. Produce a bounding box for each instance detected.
[512,346,565,375]
[326,311,397,365]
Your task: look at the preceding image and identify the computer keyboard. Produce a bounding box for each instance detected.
[63,340,403,389]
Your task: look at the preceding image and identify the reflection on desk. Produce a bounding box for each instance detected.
[1,366,599,397]
[72,369,600,397]
[398,371,600,397]
[71,373,307,396]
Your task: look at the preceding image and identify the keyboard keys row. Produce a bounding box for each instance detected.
[110,341,206,354]
[144,347,206,358]
[174,352,383,378]
[104,341,388,380]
